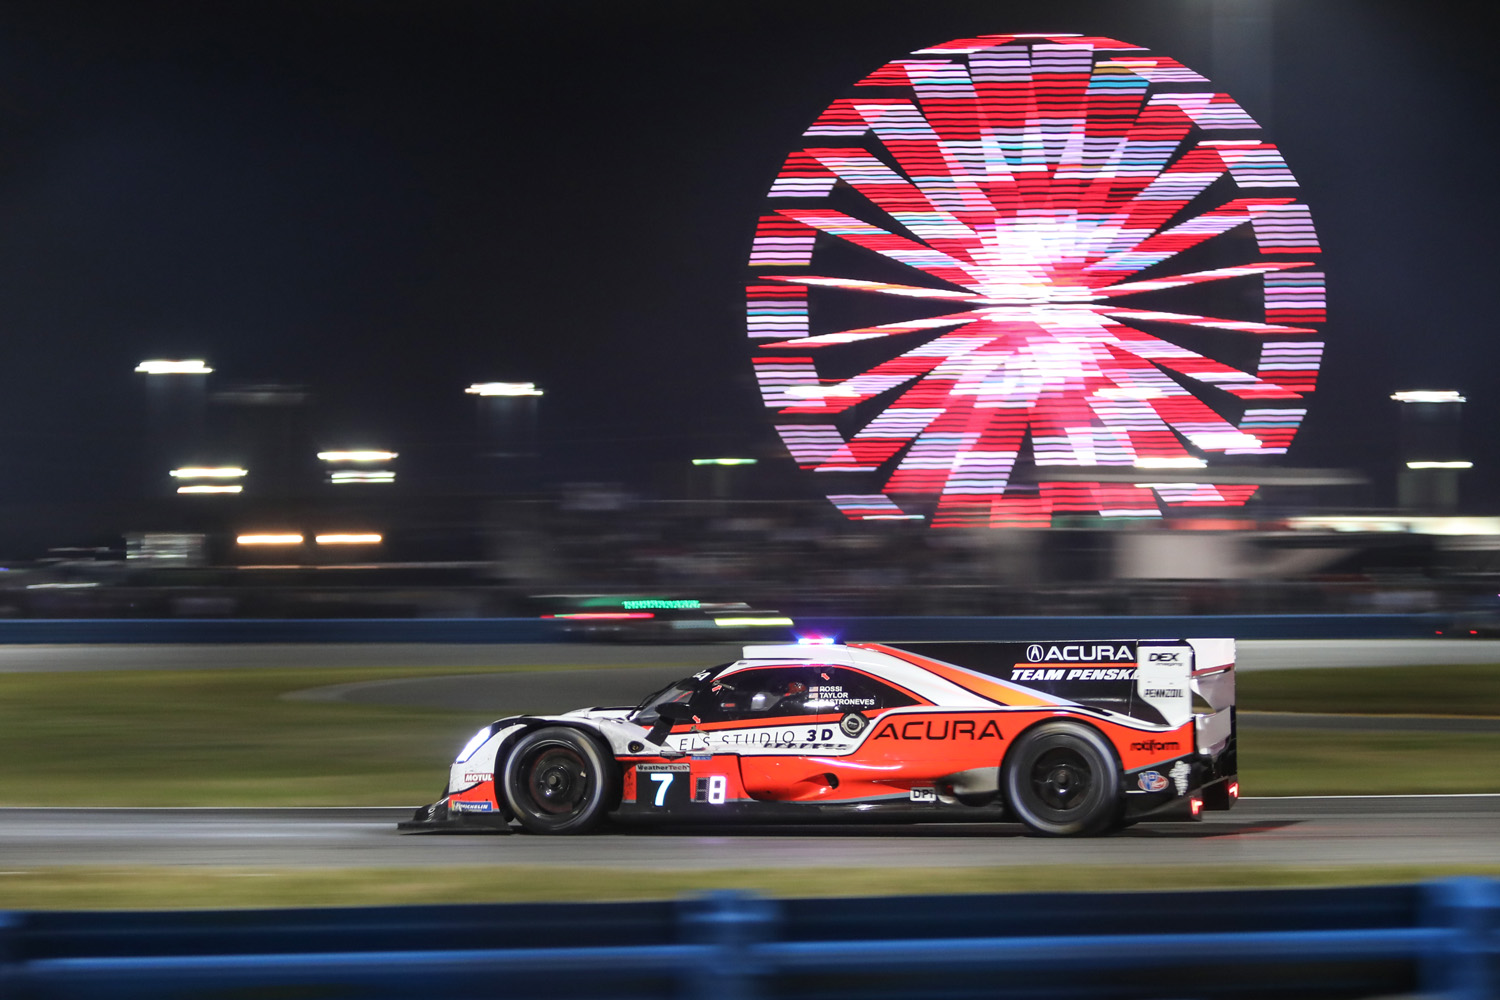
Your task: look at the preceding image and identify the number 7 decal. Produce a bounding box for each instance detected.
[649,772,673,807]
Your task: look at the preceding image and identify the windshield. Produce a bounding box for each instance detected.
[629,663,730,724]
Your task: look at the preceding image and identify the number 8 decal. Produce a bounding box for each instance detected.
[706,774,728,805]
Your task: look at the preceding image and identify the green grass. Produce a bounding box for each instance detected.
[1,661,1498,807]
[1239,728,1500,795]
[1238,663,1500,716]
[0,666,504,806]
[6,863,1500,910]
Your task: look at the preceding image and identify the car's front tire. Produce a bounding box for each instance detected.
[1002,721,1122,837]
[500,727,615,834]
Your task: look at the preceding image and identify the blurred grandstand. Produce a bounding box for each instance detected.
[2,488,1496,621]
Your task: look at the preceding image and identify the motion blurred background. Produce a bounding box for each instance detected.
[0,0,1495,623]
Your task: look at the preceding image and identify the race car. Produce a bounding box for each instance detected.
[399,639,1237,837]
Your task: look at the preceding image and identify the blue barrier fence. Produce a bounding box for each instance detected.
[0,612,1449,644]
[1,880,1495,999]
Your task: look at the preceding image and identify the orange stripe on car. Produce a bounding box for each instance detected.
[853,643,1074,708]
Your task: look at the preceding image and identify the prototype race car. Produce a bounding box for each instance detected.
[400,639,1237,837]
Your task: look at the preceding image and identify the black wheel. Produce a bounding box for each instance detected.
[500,727,615,834]
[1002,721,1122,837]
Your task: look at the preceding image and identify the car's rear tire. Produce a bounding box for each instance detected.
[500,727,615,834]
[1003,721,1122,837]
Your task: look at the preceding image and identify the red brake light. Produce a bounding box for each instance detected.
[1190,797,1204,816]
[1228,781,1240,799]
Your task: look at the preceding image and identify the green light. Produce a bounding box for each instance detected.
[623,599,701,610]
[692,458,758,466]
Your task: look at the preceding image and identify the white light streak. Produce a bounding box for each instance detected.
[314,533,383,545]
[466,382,543,397]
[1406,461,1472,470]
[170,467,247,479]
[177,485,242,494]
[1391,390,1465,404]
[1133,457,1207,469]
[317,451,397,462]
[236,534,304,545]
[135,360,213,375]
[329,471,396,483]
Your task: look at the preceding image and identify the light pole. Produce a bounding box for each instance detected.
[1391,390,1470,512]
[466,382,543,492]
[136,359,212,498]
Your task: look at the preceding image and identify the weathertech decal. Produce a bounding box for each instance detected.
[872,719,1004,741]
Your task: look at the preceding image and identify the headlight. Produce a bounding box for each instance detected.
[454,726,493,763]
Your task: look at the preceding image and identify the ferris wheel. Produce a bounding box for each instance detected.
[748,33,1324,527]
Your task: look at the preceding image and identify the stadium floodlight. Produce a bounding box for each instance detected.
[1406,461,1473,469]
[316,450,397,462]
[236,533,304,545]
[314,533,383,544]
[177,485,242,494]
[329,470,395,483]
[466,382,543,397]
[691,458,758,466]
[1391,391,1466,404]
[170,467,247,478]
[135,359,213,375]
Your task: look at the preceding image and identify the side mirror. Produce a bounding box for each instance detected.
[646,701,694,746]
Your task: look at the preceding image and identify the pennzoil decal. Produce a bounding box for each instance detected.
[872,719,1004,741]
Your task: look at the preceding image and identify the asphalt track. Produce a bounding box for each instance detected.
[3,796,1498,869]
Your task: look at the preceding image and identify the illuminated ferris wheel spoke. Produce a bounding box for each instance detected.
[749,33,1324,526]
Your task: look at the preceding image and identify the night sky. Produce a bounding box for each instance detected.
[0,1,1496,534]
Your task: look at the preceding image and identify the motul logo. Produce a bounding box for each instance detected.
[1025,644,1133,663]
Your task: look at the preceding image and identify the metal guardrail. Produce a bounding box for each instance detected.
[1,880,1494,999]
[0,612,1450,644]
